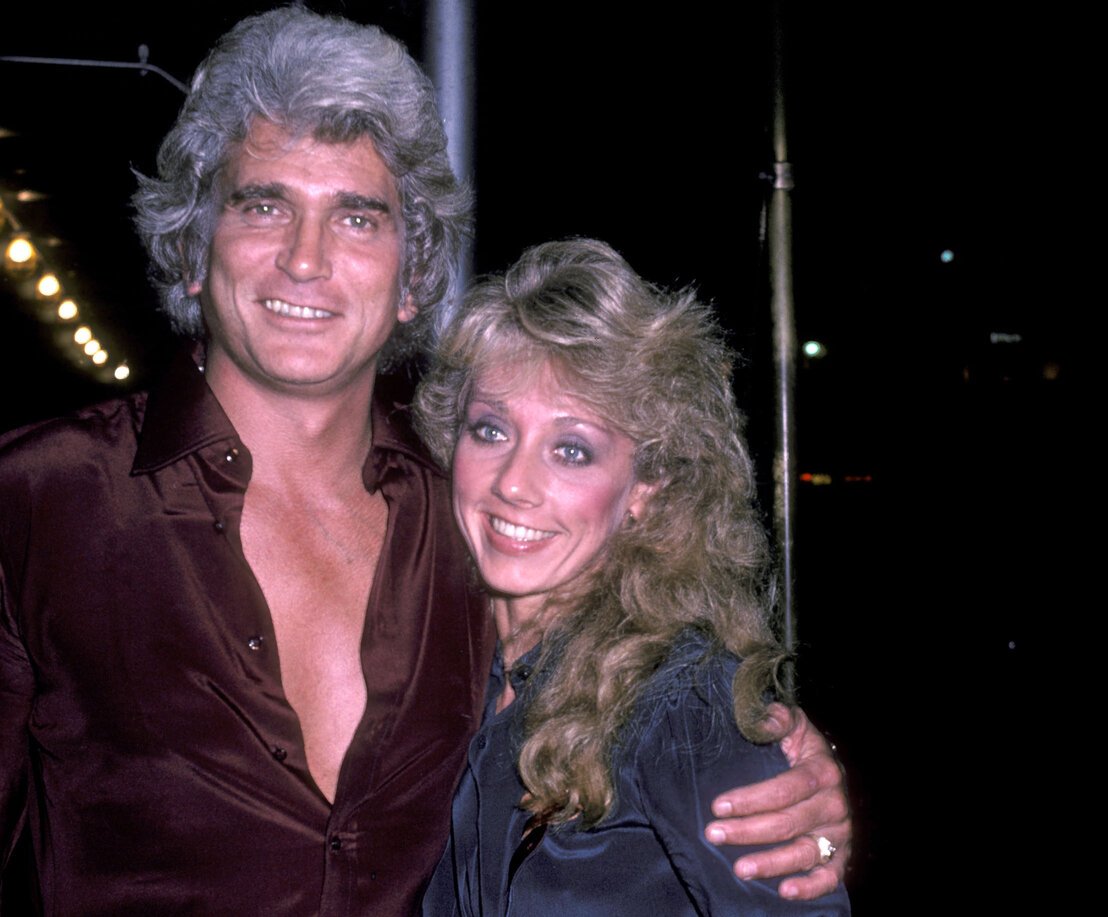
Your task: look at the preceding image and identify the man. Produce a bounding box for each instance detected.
[0,8,849,914]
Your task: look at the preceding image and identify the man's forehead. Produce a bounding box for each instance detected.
[219,117,398,191]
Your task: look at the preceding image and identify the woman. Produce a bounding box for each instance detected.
[416,239,850,915]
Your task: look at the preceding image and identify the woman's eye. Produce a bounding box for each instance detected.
[554,443,592,466]
[468,421,507,443]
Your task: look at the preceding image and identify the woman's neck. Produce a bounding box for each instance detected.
[493,595,546,670]
[492,596,546,716]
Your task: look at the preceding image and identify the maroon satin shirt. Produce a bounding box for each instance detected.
[0,350,494,915]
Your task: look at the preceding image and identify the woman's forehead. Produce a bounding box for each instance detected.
[467,359,640,449]
[469,357,583,407]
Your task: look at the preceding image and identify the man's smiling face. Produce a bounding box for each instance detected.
[196,118,415,398]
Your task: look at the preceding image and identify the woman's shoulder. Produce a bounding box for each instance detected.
[638,628,742,712]
[618,630,750,763]
[613,631,791,843]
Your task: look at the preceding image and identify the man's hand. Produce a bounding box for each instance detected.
[704,703,852,900]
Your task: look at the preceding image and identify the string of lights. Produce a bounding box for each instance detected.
[0,49,190,394]
[1,189,131,384]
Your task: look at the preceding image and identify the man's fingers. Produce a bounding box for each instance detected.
[706,810,798,847]
[757,701,797,743]
[777,863,846,901]
[732,833,822,878]
[711,758,830,818]
[706,789,852,882]
[728,834,851,900]
[705,706,853,899]
[705,789,850,848]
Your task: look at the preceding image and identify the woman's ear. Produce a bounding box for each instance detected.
[627,481,659,523]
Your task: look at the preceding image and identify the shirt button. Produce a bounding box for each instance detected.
[247,635,265,651]
[212,520,226,534]
[476,735,487,749]
[271,746,288,762]
[509,664,533,690]
[225,448,240,463]
[329,836,343,852]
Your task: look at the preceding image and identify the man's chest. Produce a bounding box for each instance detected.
[239,482,391,799]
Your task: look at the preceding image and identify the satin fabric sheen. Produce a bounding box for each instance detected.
[423,633,850,916]
[0,350,495,915]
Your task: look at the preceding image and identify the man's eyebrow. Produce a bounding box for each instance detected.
[224,185,391,215]
[225,183,288,205]
[335,191,391,213]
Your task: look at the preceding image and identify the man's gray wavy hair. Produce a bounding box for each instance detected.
[133,5,471,369]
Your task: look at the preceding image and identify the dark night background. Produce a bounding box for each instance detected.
[1,2,1075,913]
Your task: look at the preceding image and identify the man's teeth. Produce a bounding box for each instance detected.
[491,517,555,542]
[263,299,334,319]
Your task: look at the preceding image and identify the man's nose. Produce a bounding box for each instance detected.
[276,217,331,281]
[492,445,544,508]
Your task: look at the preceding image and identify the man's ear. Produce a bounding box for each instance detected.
[397,292,418,324]
[180,241,203,298]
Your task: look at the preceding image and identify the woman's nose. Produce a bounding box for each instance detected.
[492,446,544,507]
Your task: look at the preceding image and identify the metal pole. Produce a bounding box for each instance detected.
[769,1,798,693]
[0,53,189,94]
[425,0,475,318]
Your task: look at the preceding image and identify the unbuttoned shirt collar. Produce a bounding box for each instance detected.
[131,346,438,491]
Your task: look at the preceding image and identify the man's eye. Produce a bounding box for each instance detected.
[242,202,280,219]
[344,214,377,231]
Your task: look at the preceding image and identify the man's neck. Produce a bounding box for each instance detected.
[204,357,378,492]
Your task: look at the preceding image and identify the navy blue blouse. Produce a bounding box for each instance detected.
[422,632,850,916]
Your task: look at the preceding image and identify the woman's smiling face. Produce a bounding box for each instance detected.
[451,361,653,619]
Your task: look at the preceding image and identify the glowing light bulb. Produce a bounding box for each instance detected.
[5,237,36,265]
[36,273,61,297]
[84,339,101,356]
[74,326,93,345]
[57,299,79,320]
[114,364,131,381]
[92,350,109,365]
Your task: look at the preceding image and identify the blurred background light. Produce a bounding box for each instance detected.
[5,235,37,271]
[36,272,61,298]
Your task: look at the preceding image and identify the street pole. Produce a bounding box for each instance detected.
[425,0,475,323]
[769,0,798,693]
